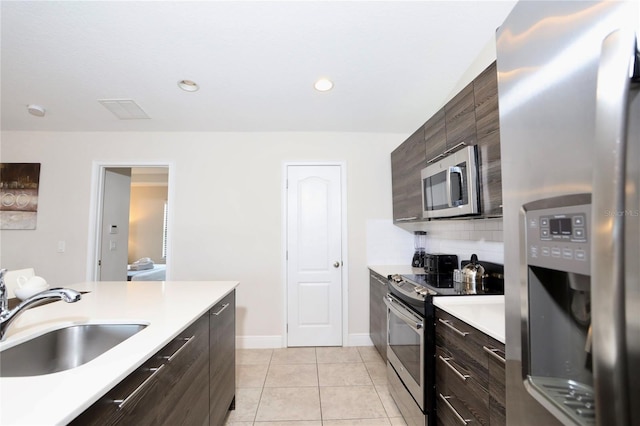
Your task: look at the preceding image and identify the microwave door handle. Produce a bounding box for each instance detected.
[446,167,453,207]
[448,166,463,206]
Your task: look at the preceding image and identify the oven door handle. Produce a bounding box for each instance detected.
[384,295,423,331]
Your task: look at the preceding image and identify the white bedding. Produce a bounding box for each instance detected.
[127,264,166,281]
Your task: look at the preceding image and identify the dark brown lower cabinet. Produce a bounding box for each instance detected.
[369,270,387,361]
[161,314,210,425]
[435,308,505,426]
[71,290,236,426]
[486,336,506,425]
[209,290,236,426]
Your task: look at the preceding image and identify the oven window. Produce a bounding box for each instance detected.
[388,311,422,387]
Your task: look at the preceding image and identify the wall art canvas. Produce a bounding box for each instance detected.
[0,163,41,230]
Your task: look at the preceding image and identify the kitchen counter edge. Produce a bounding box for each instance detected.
[0,280,239,425]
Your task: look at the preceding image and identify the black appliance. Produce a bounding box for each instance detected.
[412,231,427,267]
[423,253,458,288]
[385,271,504,426]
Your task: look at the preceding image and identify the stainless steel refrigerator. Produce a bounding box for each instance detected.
[496,1,639,425]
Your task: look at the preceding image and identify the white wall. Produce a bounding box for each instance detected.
[129,185,167,264]
[0,131,402,347]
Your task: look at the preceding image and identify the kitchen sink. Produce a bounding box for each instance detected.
[0,323,147,377]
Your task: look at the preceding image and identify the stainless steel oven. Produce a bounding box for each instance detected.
[385,293,425,410]
[385,275,435,426]
[386,271,506,426]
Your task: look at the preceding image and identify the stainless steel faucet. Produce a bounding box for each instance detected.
[0,268,82,341]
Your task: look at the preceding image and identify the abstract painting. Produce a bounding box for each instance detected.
[0,163,41,230]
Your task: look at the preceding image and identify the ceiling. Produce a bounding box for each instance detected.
[1,1,516,133]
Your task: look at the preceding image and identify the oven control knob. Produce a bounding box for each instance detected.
[413,286,429,298]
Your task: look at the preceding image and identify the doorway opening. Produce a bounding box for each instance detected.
[88,162,173,282]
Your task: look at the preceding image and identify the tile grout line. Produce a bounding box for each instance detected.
[253,348,272,425]
[233,347,401,425]
[315,348,324,425]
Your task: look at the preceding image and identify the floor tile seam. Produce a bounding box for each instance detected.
[371,381,397,419]
[263,384,320,388]
[250,359,270,426]
[316,351,323,424]
[317,382,374,388]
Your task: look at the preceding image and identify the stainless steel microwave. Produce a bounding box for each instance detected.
[421,144,480,219]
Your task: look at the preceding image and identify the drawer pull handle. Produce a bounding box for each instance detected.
[113,364,166,409]
[438,318,469,337]
[163,335,196,362]
[374,276,387,286]
[427,153,446,164]
[439,355,470,381]
[443,141,467,155]
[395,217,418,222]
[483,345,506,365]
[211,302,230,316]
[439,393,472,425]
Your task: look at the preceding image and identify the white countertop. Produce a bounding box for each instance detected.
[433,295,505,343]
[0,280,238,426]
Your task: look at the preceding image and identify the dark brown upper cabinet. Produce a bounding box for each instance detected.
[473,61,502,217]
[391,61,503,222]
[391,124,426,222]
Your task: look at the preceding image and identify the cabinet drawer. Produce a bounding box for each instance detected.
[436,392,478,426]
[485,337,506,426]
[210,290,236,426]
[71,316,210,426]
[159,315,210,425]
[436,310,488,391]
[70,359,164,425]
[436,346,489,425]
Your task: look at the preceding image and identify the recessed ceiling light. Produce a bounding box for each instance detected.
[314,78,334,92]
[178,79,199,92]
[27,104,46,117]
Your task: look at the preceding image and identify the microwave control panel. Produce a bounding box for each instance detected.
[523,197,590,276]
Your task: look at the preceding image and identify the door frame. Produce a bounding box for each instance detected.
[86,160,175,281]
[282,161,349,347]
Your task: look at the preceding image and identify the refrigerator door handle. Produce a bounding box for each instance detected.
[592,28,636,426]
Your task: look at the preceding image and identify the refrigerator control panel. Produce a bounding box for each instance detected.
[523,197,591,276]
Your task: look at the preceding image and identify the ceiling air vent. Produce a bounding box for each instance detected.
[98,99,150,120]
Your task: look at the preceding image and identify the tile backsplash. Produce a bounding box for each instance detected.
[367,218,504,266]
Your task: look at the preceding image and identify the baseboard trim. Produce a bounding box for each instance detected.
[347,333,374,347]
[236,334,374,349]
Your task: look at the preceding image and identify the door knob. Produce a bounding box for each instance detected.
[333,261,341,268]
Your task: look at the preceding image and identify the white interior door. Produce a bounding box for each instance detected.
[98,168,131,281]
[287,164,343,347]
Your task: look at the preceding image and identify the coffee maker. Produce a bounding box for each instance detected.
[411,231,427,267]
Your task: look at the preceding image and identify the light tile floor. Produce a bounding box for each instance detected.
[224,346,407,426]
